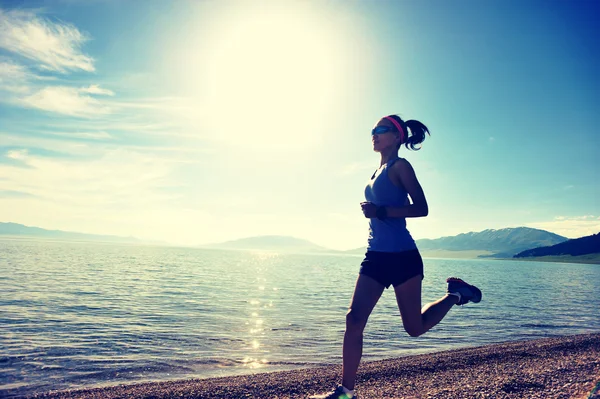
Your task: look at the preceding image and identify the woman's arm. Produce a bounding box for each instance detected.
[387,158,428,217]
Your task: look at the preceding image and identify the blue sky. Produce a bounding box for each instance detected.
[0,0,598,250]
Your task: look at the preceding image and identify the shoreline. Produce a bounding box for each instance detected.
[507,254,600,265]
[29,333,600,399]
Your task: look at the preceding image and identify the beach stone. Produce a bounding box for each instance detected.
[28,333,600,399]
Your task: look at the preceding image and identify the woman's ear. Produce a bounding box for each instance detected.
[395,134,403,147]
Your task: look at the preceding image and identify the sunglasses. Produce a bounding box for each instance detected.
[371,125,396,135]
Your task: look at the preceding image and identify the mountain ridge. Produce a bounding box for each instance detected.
[0,222,163,245]
[198,235,330,253]
[345,227,568,258]
[514,232,600,258]
[0,222,578,258]
[417,227,567,258]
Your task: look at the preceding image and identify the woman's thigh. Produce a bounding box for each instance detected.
[393,275,423,332]
[347,274,385,328]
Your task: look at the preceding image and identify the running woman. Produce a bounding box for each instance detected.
[309,114,482,399]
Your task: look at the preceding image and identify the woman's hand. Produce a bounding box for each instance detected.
[360,202,378,218]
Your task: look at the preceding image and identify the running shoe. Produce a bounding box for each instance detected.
[309,385,357,399]
[447,277,482,305]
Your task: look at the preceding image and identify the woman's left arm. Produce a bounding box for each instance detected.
[384,159,428,218]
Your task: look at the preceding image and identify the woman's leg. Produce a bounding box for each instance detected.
[342,274,385,390]
[393,275,458,337]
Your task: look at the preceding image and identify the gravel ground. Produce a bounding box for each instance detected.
[29,333,600,399]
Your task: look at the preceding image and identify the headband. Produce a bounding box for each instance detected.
[384,116,405,144]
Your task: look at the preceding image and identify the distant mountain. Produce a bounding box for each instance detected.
[417,227,568,258]
[0,222,160,245]
[514,232,600,258]
[346,227,568,258]
[200,235,330,253]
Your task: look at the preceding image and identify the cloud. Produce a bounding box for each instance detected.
[6,149,28,160]
[0,62,114,118]
[0,149,33,168]
[526,215,600,239]
[43,130,113,140]
[0,60,32,93]
[0,148,175,206]
[0,189,36,198]
[20,85,111,117]
[0,8,110,117]
[0,60,27,79]
[0,131,207,164]
[80,84,114,96]
[1,134,103,161]
[0,8,94,72]
[0,148,211,245]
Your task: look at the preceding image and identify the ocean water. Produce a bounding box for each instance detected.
[1,238,599,397]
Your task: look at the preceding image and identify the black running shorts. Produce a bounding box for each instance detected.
[359,249,424,288]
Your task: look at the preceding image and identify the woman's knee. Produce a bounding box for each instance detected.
[345,308,368,333]
[403,323,425,337]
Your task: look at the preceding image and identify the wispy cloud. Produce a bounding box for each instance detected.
[1,133,104,160]
[0,148,211,245]
[0,8,94,72]
[0,59,27,79]
[0,148,32,168]
[0,148,175,205]
[555,215,597,221]
[0,131,208,165]
[80,84,114,96]
[6,149,28,160]
[20,85,112,117]
[526,215,600,239]
[42,130,113,140]
[0,60,30,93]
[0,189,36,198]
[0,9,118,118]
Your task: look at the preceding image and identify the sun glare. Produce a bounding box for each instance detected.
[190,3,345,151]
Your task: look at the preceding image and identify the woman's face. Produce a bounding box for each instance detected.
[372,119,401,152]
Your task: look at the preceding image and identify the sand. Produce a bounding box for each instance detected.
[29,333,600,399]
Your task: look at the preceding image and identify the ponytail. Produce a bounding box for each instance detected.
[387,115,431,151]
[404,119,430,151]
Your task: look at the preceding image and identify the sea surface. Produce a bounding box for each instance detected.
[1,238,599,397]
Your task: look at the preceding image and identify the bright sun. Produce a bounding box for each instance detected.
[194,3,345,151]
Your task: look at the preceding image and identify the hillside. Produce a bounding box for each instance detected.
[417,227,567,257]
[0,222,158,245]
[514,232,600,258]
[2,222,583,260]
[347,227,568,258]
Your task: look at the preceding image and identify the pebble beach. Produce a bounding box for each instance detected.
[27,333,599,399]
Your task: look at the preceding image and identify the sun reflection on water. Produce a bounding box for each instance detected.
[240,251,283,369]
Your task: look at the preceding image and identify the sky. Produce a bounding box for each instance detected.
[0,0,598,250]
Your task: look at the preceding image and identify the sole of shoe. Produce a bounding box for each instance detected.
[447,277,482,303]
